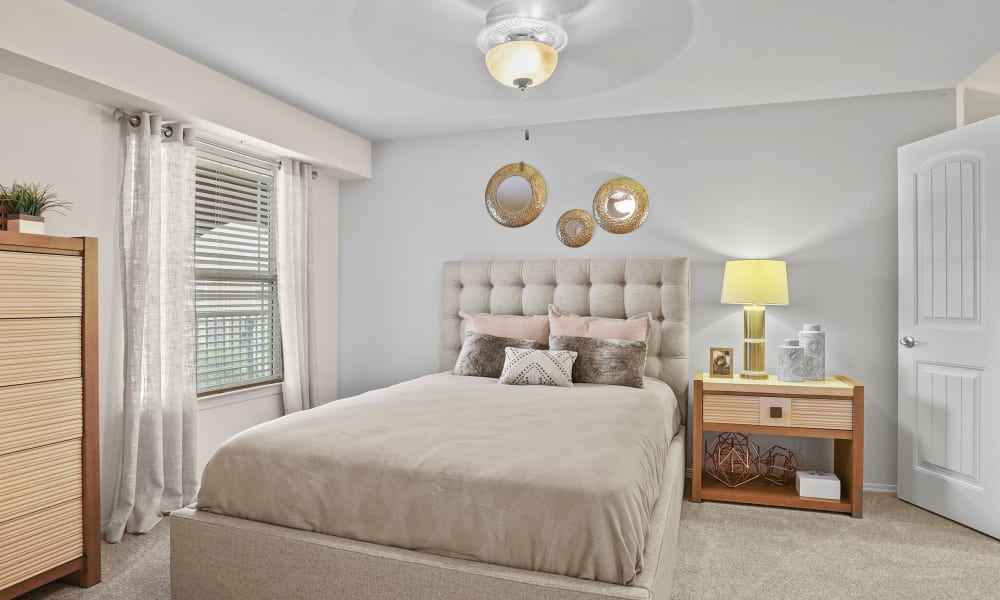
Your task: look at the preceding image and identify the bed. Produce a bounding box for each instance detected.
[170,257,690,600]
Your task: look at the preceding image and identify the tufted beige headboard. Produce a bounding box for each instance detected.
[441,258,690,420]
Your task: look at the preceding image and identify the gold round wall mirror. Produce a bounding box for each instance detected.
[593,177,649,234]
[485,162,546,227]
[556,209,595,248]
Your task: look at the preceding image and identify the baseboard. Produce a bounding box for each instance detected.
[862,483,897,493]
[686,468,897,494]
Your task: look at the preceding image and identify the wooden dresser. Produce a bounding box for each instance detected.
[0,232,100,598]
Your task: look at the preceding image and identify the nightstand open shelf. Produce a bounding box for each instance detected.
[700,474,853,513]
[691,372,864,517]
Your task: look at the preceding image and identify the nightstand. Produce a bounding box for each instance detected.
[691,372,864,517]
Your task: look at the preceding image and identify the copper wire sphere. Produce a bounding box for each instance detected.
[704,432,760,488]
[761,445,800,486]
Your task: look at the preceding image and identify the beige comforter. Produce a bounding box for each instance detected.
[197,373,681,585]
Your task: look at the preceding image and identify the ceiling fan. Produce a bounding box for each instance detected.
[477,1,571,90]
[353,0,688,105]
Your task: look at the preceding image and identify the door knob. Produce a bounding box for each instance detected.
[899,336,920,348]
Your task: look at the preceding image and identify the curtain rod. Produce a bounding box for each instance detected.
[113,108,175,138]
[113,108,318,179]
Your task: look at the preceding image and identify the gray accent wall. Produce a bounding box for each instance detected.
[339,90,955,488]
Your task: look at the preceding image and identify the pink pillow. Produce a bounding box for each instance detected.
[459,311,549,343]
[548,305,651,342]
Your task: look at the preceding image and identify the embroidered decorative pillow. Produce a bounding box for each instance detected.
[459,311,549,343]
[548,334,648,388]
[453,332,546,378]
[548,305,651,342]
[498,348,577,387]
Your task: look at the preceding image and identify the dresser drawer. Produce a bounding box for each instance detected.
[0,319,81,387]
[0,252,82,318]
[703,394,853,430]
[0,499,83,590]
[0,379,82,456]
[0,439,81,523]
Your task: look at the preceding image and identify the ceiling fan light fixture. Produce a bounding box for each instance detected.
[485,40,559,89]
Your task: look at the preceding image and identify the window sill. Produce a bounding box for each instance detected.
[198,381,283,410]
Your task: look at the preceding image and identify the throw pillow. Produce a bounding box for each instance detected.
[548,334,647,388]
[459,311,549,343]
[453,331,546,378]
[548,305,651,342]
[498,348,577,387]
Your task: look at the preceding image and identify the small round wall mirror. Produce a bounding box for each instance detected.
[593,177,649,234]
[556,209,595,248]
[486,162,546,227]
[496,175,532,212]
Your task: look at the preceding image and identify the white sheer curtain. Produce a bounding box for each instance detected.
[106,114,198,543]
[276,159,312,414]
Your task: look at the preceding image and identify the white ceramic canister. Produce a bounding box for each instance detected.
[799,324,825,380]
[777,338,805,382]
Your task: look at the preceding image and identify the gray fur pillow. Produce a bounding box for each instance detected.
[548,335,648,388]
[453,332,547,378]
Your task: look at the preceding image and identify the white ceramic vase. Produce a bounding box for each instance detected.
[799,324,825,381]
[777,338,805,382]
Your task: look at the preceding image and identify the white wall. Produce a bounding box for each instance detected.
[339,90,956,488]
[960,87,1000,125]
[0,72,340,526]
[0,71,125,528]
[0,0,371,179]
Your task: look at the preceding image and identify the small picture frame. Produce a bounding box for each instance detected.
[710,347,734,378]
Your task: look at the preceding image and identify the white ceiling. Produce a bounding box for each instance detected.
[66,0,1000,141]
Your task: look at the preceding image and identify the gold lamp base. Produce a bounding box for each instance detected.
[740,305,769,379]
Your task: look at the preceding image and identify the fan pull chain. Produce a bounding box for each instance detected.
[520,85,530,142]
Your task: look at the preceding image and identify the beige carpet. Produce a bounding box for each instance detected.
[19,519,169,600]
[673,493,1000,599]
[22,494,1000,600]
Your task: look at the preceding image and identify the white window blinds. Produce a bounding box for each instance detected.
[194,144,282,394]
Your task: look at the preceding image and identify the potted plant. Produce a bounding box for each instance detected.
[0,182,72,235]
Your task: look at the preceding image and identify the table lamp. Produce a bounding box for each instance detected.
[720,260,789,379]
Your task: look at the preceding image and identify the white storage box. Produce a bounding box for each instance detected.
[795,470,841,500]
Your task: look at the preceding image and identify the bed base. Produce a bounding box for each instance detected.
[170,427,684,600]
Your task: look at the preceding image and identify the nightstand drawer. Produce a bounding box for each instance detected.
[704,394,852,430]
[703,394,759,424]
[791,397,853,430]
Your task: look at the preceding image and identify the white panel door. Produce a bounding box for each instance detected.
[898,116,1000,538]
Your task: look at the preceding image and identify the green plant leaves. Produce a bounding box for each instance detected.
[0,182,72,217]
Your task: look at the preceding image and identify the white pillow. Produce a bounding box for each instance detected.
[498,347,577,387]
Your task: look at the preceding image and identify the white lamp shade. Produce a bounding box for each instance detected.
[720,260,789,305]
[485,40,558,88]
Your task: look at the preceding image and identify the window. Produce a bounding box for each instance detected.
[194,144,282,394]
